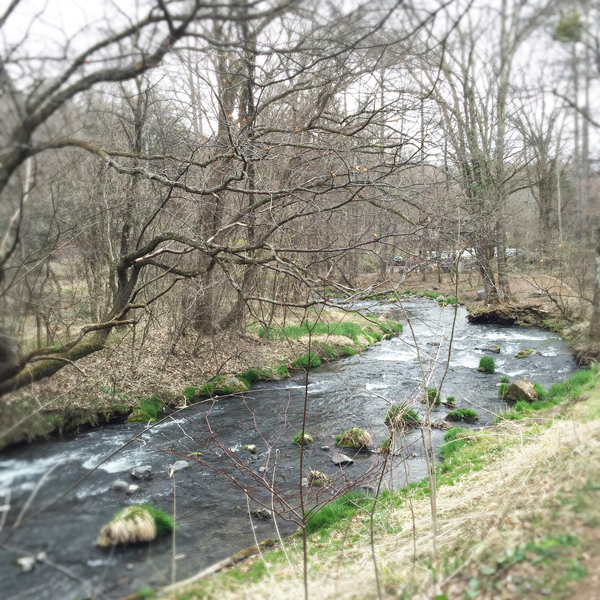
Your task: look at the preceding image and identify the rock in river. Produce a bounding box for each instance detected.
[109,479,129,491]
[125,484,140,495]
[131,465,153,480]
[332,452,354,466]
[168,460,190,476]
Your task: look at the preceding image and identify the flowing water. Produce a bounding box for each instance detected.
[0,298,577,599]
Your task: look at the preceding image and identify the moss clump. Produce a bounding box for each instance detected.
[183,386,197,401]
[336,427,371,450]
[516,349,535,359]
[478,356,496,373]
[384,406,420,428]
[291,352,322,370]
[443,396,456,407]
[447,408,478,423]
[498,383,509,398]
[126,395,163,423]
[293,431,314,445]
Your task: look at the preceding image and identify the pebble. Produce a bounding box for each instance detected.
[244,444,257,454]
[16,556,36,572]
[125,484,140,495]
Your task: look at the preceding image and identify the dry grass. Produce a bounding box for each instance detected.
[96,506,157,547]
[170,392,600,600]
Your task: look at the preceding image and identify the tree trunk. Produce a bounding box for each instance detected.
[589,227,600,341]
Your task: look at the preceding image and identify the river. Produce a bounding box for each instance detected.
[0,297,577,599]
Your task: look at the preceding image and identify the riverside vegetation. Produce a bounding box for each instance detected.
[0,308,403,450]
[158,366,600,600]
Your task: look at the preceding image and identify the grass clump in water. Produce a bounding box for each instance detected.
[293,431,314,445]
[126,395,163,423]
[424,387,441,405]
[443,396,456,407]
[478,356,496,373]
[336,427,371,450]
[384,405,420,428]
[500,375,510,383]
[447,408,478,423]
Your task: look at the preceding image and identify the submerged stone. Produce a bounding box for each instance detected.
[125,484,140,495]
[109,479,129,491]
[169,460,190,475]
[131,465,153,480]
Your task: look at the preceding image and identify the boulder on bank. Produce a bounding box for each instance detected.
[467,303,552,327]
[504,378,538,403]
[217,376,248,394]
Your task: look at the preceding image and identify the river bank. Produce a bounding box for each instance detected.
[161,366,600,600]
[0,307,402,450]
[0,298,578,600]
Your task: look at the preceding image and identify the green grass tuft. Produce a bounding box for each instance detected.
[384,405,420,427]
[291,352,322,370]
[183,386,196,401]
[126,395,163,423]
[440,427,473,460]
[293,431,314,445]
[478,356,496,373]
[447,408,478,423]
[306,492,367,534]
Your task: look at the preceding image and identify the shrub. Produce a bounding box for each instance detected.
[336,427,371,449]
[126,395,163,423]
[293,431,314,445]
[384,406,420,428]
[292,352,322,370]
[478,356,496,373]
[447,408,478,423]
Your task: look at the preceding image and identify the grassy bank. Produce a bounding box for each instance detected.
[0,308,403,450]
[160,366,600,600]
